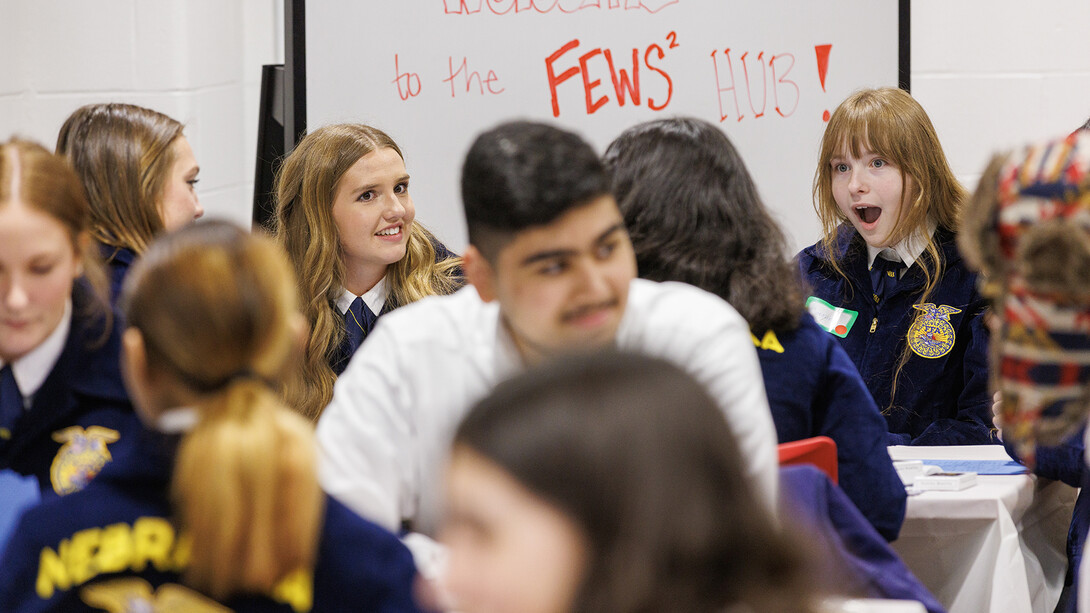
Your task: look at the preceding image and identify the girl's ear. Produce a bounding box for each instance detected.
[121,327,155,421]
[463,246,497,303]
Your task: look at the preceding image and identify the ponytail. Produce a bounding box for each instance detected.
[121,221,319,601]
[174,379,323,598]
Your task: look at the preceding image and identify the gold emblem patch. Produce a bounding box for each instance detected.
[908,303,962,359]
[81,577,232,612]
[50,426,120,495]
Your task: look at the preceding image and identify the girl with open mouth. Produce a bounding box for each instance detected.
[797,87,995,447]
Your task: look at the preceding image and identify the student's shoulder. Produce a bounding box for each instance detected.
[623,279,747,333]
[754,315,847,390]
[793,311,838,350]
[316,496,416,577]
[311,499,420,611]
[10,480,161,552]
[63,283,129,405]
[375,285,496,349]
[430,238,460,263]
[761,313,832,359]
[936,228,980,288]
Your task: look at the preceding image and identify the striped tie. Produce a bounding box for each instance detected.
[344,296,378,355]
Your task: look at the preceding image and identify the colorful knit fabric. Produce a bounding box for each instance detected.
[986,130,1090,465]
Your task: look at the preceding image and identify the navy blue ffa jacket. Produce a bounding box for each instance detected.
[0,281,140,498]
[798,226,995,446]
[0,427,425,613]
[756,313,907,541]
[779,466,944,613]
[97,242,137,306]
[330,240,463,375]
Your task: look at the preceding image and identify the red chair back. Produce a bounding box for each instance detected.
[778,436,838,484]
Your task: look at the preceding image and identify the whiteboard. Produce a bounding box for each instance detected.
[305,0,900,253]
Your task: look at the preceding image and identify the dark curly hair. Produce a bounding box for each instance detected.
[603,117,804,333]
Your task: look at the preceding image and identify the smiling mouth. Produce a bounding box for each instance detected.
[375,226,401,237]
[854,206,881,224]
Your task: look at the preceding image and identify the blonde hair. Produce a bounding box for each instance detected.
[0,138,109,329]
[273,124,462,420]
[56,103,185,255]
[121,222,322,600]
[812,88,968,411]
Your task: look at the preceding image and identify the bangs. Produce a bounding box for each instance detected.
[824,91,910,168]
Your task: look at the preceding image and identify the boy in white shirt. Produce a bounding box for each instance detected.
[316,121,777,542]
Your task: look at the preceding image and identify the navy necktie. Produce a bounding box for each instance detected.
[870,256,905,304]
[344,296,378,355]
[0,365,24,440]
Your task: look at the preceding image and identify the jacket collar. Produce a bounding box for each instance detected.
[3,282,131,458]
[809,224,964,298]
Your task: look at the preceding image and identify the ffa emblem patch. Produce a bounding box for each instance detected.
[82,578,232,612]
[50,425,120,495]
[908,303,962,359]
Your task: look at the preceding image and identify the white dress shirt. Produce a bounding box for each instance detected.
[316,279,778,535]
[334,277,388,317]
[865,218,937,276]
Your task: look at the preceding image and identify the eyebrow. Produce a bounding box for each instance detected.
[346,174,411,196]
[519,222,626,267]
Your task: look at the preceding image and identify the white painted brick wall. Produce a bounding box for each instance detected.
[912,0,1090,191]
[0,0,282,228]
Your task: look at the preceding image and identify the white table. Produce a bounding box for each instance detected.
[889,445,1077,613]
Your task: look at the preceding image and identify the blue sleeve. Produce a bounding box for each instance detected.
[0,471,39,555]
[1004,426,1085,487]
[887,431,912,446]
[818,340,907,541]
[778,466,944,613]
[0,510,47,612]
[314,499,426,612]
[910,308,996,446]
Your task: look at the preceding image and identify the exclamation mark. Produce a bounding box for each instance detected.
[815,44,832,121]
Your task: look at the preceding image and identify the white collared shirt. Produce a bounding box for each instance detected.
[0,300,72,410]
[866,218,938,277]
[335,277,388,317]
[154,407,200,434]
[316,279,778,536]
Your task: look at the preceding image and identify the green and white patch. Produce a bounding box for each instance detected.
[806,296,858,338]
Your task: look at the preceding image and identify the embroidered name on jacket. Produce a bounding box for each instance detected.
[908,303,962,358]
[35,517,313,611]
[36,517,190,599]
[49,426,120,495]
